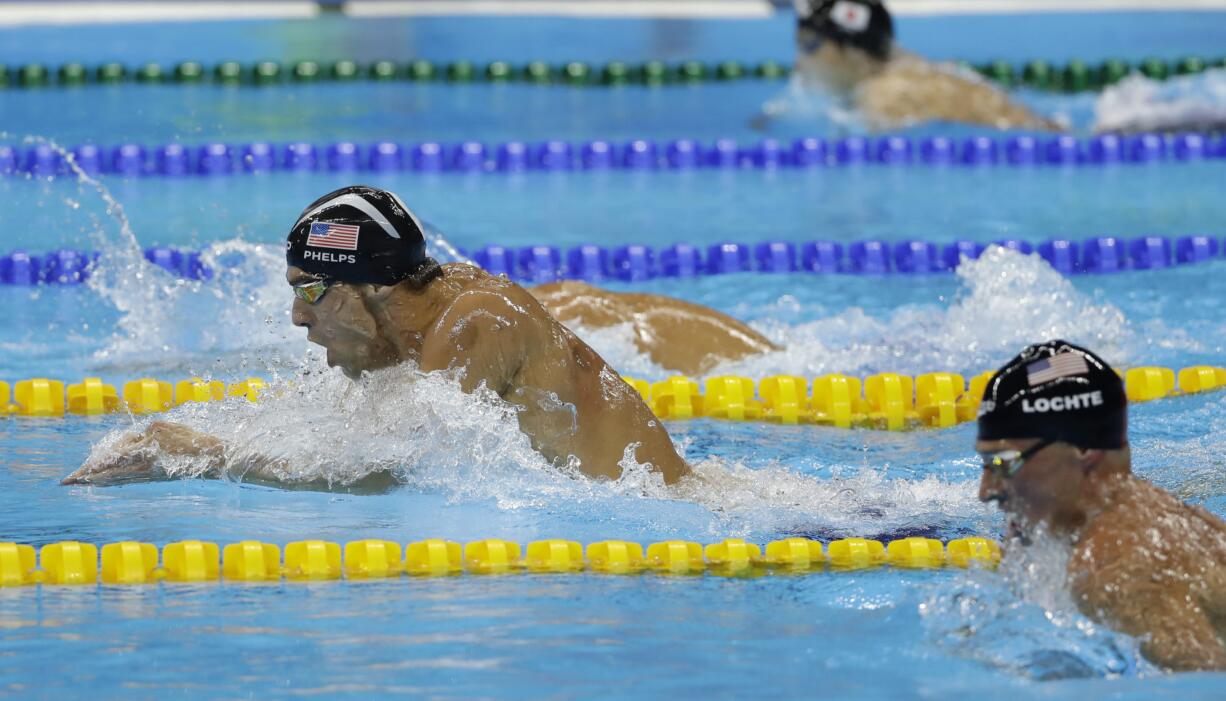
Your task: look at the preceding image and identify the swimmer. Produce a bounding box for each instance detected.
[63,186,690,487]
[976,340,1226,671]
[529,281,780,376]
[775,0,1060,131]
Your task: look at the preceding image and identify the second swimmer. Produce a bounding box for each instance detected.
[784,0,1060,131]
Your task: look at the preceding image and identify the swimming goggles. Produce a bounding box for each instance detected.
[798,29,825,53]
[978,439,1056,479]
[292,275,337,305]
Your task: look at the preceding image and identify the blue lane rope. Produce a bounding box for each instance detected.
[2,236,1220,286]
[2,133,1223,178]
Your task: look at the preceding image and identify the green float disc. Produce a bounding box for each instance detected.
[560,62,590,85]
[1174,56,1205,75]
[406,60,435,81]
[18,64,49,87]
[252,61,282,85]
[173,62,204,83]
[1061,60,1093,92]
[96,62,126,84]
[370,61,399,80]
[135,63,164,83]
[485,61,513,82]
[1138,57,1169,80]
[1021,60,1051,89]
[523,61,552,84]
[754,61,788,79]
[446,61,475,82]
[57,63,88,86]
[600,61,630,85]
[1098,58,1130,85]
[676,61,707,82]
[984,59,1014,87]
[214,61,244,84]
[715,61,745,80]
[640,60,669,85]
[0,65,9,87]
[331,60,361,80]
[291,61,320,82]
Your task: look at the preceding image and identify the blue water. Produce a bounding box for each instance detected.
[2,9,1226,701]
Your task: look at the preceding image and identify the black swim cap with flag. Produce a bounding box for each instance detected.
[795,0,894,60]
[977,340,1128,450]
[286,185,442,287]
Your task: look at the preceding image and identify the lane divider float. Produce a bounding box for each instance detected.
[623,366,1226,428]
[3,132,1221,180]
[1,59,791,89]
[0,536,1001,586]
[2,234,1222,286]
[0,377,265,417]
[2,367,1221,428]
[0,56,1219,93]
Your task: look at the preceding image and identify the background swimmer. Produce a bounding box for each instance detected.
[64,186,690,487]
[530,280,780,376]
[779,0,1059,131]
[977,340,1226,671]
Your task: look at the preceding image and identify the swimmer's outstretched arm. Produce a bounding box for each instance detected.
[61,421,284,486]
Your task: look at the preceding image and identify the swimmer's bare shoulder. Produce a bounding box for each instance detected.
[429,275,689,484]
[419,275,537,395]
[1070,483,1226,671]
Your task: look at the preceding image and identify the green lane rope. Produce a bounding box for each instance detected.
[0,57,1219,91]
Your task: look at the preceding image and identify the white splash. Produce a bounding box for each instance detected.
[579,247,1132,380]
[90,239,304,375]
[673,457,990,538]
[919,532,1153,680]
[1094,69,1226,134]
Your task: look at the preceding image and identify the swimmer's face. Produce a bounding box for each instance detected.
[287,266,398,378]
[796,24,825,54]
[976,438,1089,534]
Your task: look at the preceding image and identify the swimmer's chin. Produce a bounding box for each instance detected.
[321,349,360,378]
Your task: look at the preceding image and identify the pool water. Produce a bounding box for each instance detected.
[2,9,1226,701]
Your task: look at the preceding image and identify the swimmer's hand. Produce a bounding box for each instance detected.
[62,421,223,486]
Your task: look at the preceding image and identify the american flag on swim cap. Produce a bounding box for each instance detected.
[830,1,871,33]
[1027,352,1089,386]
[307,221,360,250]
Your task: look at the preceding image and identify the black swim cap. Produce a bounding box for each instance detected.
[796,0,894,60]
[978,340,1128,450]
[286,185,442,287]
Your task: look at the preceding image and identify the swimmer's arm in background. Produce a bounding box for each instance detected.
[859,63,1063,132]
[749,97,791,131]
[418,291,527,397]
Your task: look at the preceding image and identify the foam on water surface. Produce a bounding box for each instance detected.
[921,534,1153,681]
[1095,69,1226,134]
